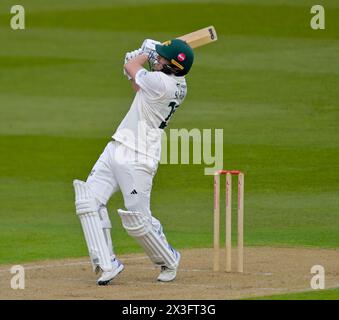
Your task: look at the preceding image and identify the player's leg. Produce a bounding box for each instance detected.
[73,142,123,285]
[86,151,118,265]
[113,147,180,281]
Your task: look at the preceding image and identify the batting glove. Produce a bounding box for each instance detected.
[141,39,161,56]
[123,48,143,80]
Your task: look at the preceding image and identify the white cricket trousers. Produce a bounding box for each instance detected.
[86,140,168,241]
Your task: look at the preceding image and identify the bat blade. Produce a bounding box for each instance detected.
[177,26,218,48]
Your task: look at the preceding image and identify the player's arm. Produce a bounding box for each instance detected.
[124,54,148,92]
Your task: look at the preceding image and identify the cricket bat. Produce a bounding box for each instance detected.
[176,26,218,48]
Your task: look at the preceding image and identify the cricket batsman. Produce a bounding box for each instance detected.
[73,38,194,285]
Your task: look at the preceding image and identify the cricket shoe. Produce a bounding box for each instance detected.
[157,248,181,282]
[97,259,124,286]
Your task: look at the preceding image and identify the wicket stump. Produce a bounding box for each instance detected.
[213,170,244,273]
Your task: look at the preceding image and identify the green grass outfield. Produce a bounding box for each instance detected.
[245,287,339,300]
[0,0,338,299]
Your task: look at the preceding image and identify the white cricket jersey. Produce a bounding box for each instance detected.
[112,68,187,161]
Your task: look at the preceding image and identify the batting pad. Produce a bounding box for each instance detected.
[73,180,112,272]
[118,209,178,268]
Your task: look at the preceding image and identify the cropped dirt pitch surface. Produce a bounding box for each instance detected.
[1,247,338,300]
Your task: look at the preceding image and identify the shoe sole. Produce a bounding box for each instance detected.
[97,264,124,286]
